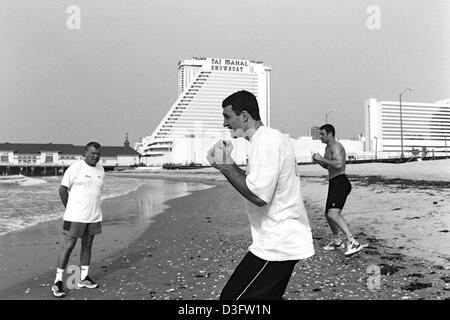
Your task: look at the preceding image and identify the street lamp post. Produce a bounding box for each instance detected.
[325,109,336,124]
[374,136,378,160]
[399,88,413,159]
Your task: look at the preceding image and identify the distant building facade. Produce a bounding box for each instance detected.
[364,98,450,157]
[0,143,141,175]
[290,136,364,163]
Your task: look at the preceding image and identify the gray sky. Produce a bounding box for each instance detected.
[1,0,449,145]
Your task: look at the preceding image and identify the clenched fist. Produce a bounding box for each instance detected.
[206,140,234,166]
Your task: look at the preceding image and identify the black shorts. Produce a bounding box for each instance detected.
[219,252,298,300]
[63,221,102,238]
[325,174,351,212]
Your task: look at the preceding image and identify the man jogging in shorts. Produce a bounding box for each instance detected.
[312,124,366,256]
[52,141,104,297]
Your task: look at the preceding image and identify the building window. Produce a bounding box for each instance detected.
[1,153,8,163]
[45,153,53,163]
[17,154,37,163]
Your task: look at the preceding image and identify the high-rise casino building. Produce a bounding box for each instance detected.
[136,57,271,165]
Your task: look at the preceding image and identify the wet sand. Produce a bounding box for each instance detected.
[0,161,449,300]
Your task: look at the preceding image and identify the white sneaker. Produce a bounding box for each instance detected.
[78,275,99,289]
[344,241,367,256]
[323,240,345,251]
[51,281,66,298]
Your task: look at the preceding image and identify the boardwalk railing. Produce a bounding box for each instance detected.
[296,151,449,164]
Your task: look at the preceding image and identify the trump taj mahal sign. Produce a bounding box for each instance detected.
[209,58,251,72]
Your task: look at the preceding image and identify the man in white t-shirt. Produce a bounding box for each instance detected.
[207,90,315,300]
[51,142,105,298]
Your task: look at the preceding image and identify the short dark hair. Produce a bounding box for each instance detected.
[85,141,101,151]
[222,90,261,121]
[320,124,335,137]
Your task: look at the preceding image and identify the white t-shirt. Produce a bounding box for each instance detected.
[61,160,105,223]
[245,126,315,261]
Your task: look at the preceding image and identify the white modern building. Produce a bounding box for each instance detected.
[136,57,271,166]
[364,98,450,157]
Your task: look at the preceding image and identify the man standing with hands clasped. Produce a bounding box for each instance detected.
[312,124,366,256]
[51,142,104,298]
[207,90,314,300]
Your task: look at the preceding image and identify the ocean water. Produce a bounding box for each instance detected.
[0,174,211,235]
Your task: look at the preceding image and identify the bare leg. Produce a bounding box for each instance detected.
[80,234,95,266]
[57,235,78,269]
[325,213,340,236]
[326,208,355,241]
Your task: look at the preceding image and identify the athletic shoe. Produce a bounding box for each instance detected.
[344,241,367,256]
[323,240,345,251]
[52,281,66,298]
[78,275,99,289]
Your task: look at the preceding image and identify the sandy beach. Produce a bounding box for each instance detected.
[0,160,449,300]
